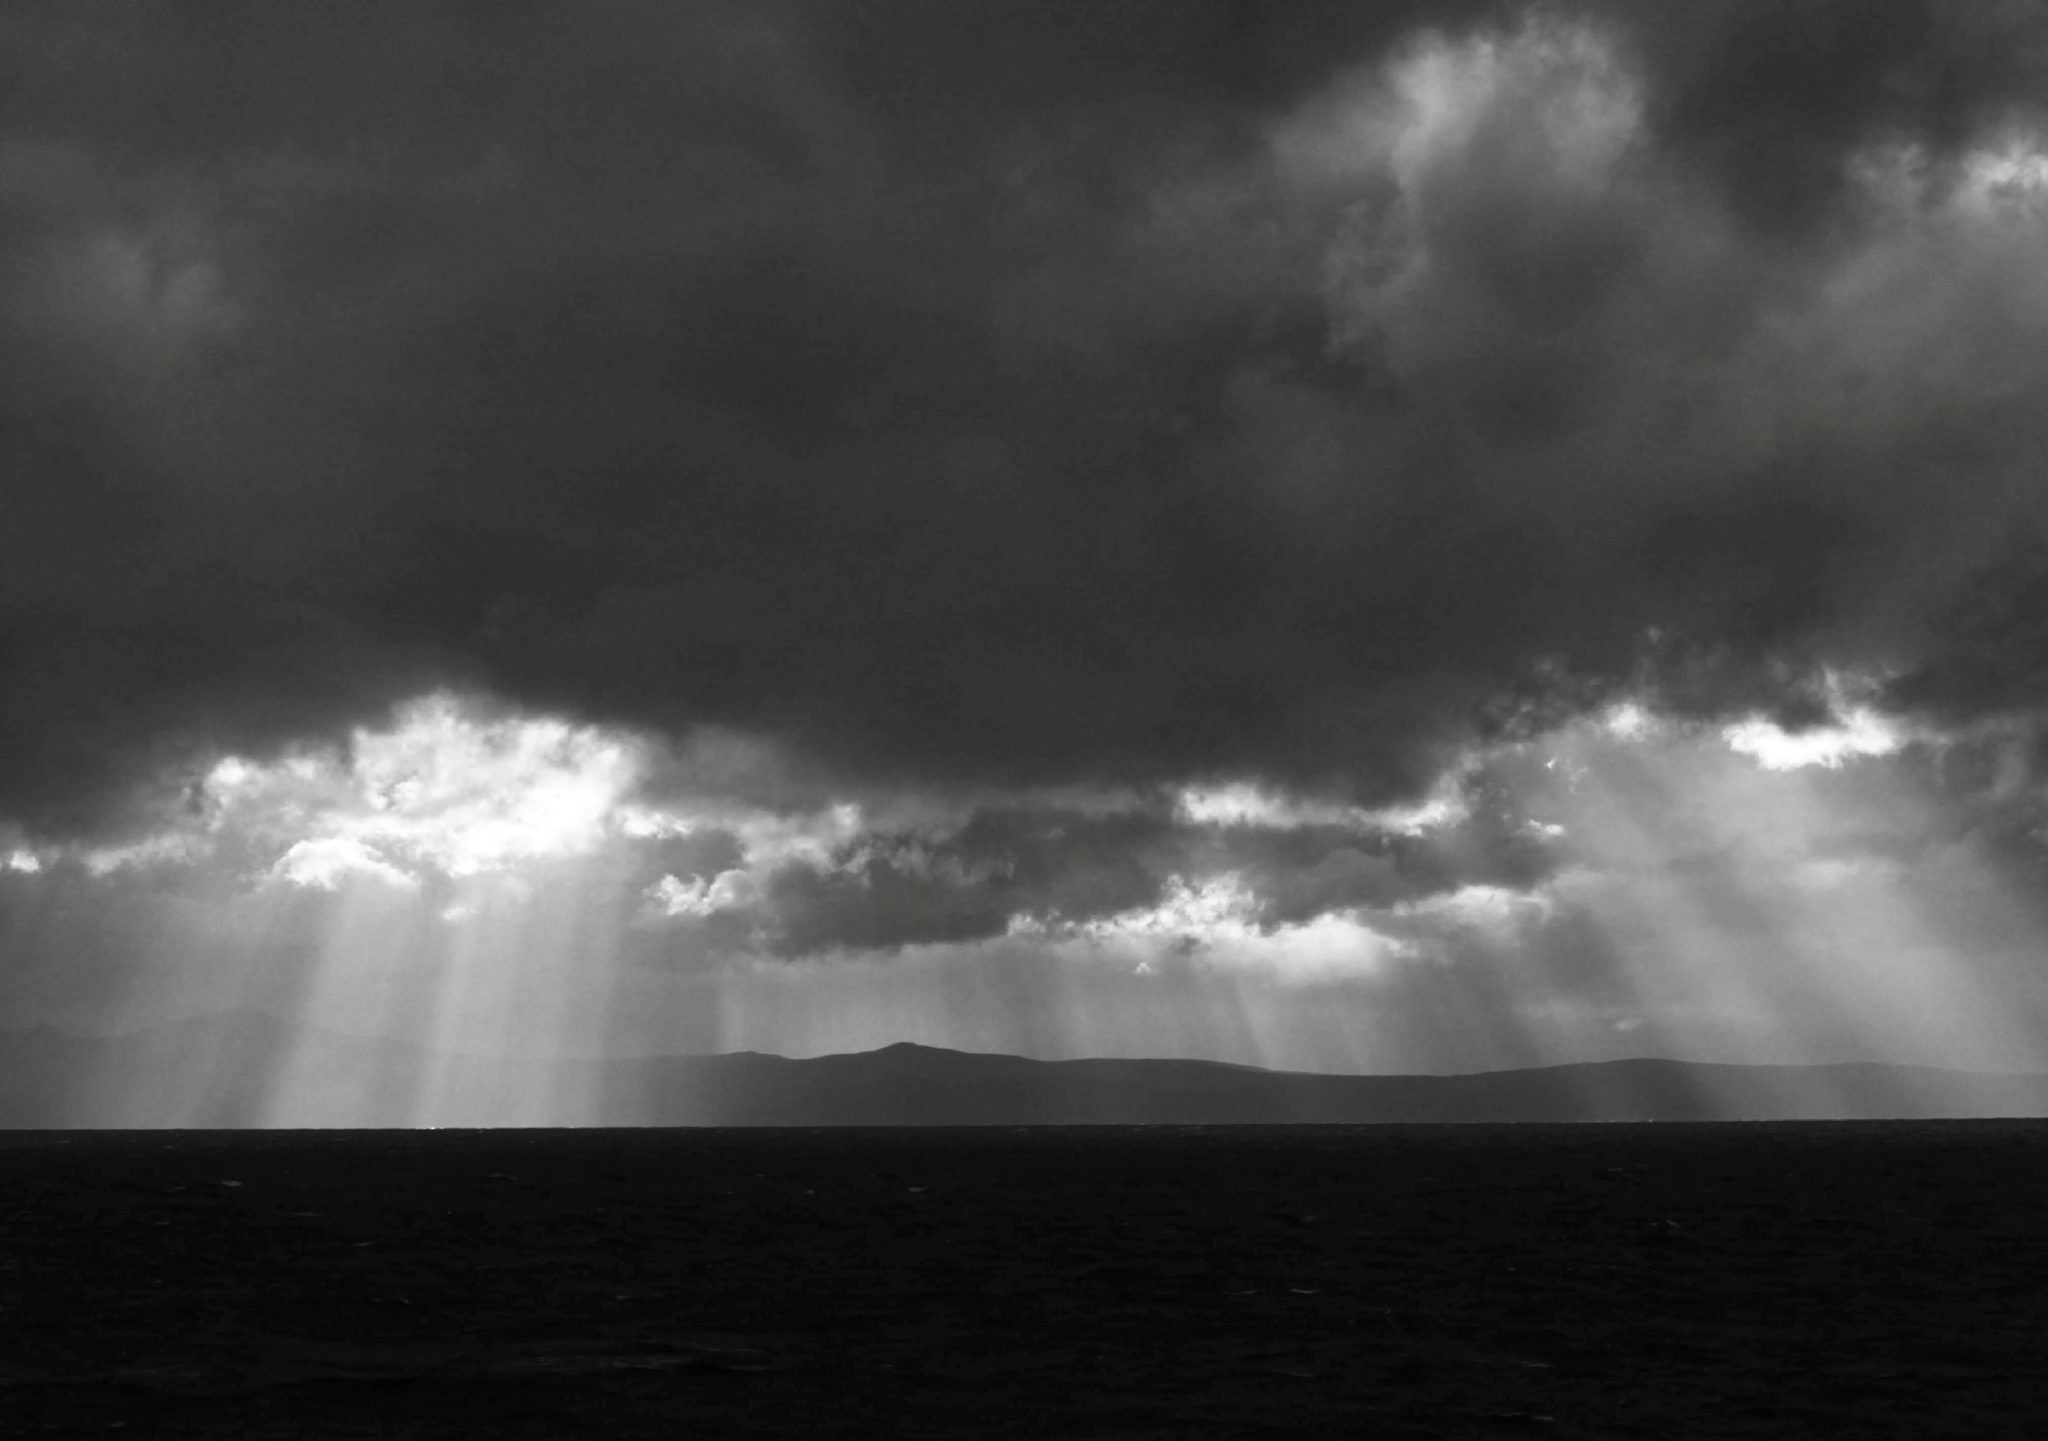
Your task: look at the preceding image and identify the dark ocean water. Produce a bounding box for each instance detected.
[9,1121,2048,1436]
[10,1114,2048,1158]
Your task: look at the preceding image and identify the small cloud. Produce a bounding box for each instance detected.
[645,868,756,918]
[1603,702,1651,740]
[81,832,204,877]
[1174,779,1465,834]
[1014,872,1261,944]
[1392,883,1554,935]
[271,837,418,891]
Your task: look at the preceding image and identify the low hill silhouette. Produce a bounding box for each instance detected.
[5,1012,2048,1126]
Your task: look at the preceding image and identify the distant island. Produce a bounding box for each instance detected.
[6,1011,2047,1128]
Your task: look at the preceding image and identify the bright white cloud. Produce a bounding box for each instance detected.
[22,693,666,888]
[1009,872,1406,985]
[1066,873,1263,940]
[1722,707,1905,770]
[646,868,757,918]
[271,836,419,891]
[0,695,685,887]
[335,696,642,875]
[1174,778,1465,834]
[1602,701,1651,739]
[1394,882,1554,934]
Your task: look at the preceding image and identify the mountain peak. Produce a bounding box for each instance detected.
[870,1040,965,1056]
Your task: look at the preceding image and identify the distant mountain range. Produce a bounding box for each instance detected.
[5,1010,2048,1127]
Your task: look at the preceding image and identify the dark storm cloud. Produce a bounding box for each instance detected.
[4,0,2048,845]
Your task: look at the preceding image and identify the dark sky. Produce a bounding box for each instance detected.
[5,2,2048,1090]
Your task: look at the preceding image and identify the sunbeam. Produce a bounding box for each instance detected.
[1521,709,2048,1081]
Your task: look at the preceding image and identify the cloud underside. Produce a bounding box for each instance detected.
[2,0,2047,854]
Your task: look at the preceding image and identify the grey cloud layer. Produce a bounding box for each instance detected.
[639,776,1559,960]
[3,1,2047,842]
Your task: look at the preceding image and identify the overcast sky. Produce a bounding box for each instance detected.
[6,2,2048,1100]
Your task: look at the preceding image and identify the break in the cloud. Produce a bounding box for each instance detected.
[6,687,2048,1080]
[6,3,2048,1087]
